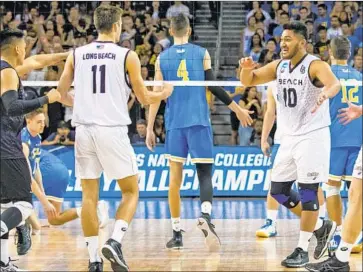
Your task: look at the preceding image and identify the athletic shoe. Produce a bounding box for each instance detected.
[281,247,309,268]
[166,230,183,250]
[88,259,103,272]
[314,219,337,259]
[305,254,350,272]
[15,224,31,255]
[102,239,129,271]
[197,213,221,252]
[256,219,277,238]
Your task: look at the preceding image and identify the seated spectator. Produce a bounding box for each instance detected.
[246,2,271,24]
[290,1,302,20]
[314,25,330,61]
[258,38,279,67]
[149,43,163,66]
[241,16,257,56]
[327,16,343,40]
[273,11,289,43]
[154,114,166,143]
[131,119,148,144]
[298,7,309,24]
[301,1,317,21]
[134,15,148,47]
[306,42,315,55]
[42,121,75,146]
[353,54,362,73]
[121,14,137,49]
[341,22,360,61]
[245,33,263,61]
[155,26,170,49]
[305,20,315,43]
[315,3,330,29]
[249,119,272,147]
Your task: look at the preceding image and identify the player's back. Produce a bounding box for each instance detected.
[159,43,210,130]
[0,60,26,160]
[330,65,362,147]
[72,42,132,127]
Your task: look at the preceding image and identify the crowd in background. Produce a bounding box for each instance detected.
[1,1,361,147]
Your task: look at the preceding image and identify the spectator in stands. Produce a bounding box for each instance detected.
[258,38,279,67]
[330,1,344,17]
[306,42,315,55]
[290,1,302,20]
[306,20,315,43]
[301,1,317,21]
[298,7,309,24]
[269,1,280,23]
[155,26,170,49]
[166,1,191,19]
[42,121,75,146]
[225,66,245,145]
[121,39,132,49]
[131,119,148,144]
[134,15,148,47]
[246,2,271,24]
[273,11,289,43]
[315,3,330,29]
[121,14,136,49]
[328,16,343,40]
[238,87,262,146]
[255,27,270,44]
[249,119,272,147]
[314,25,330,61]
[154,114,166,144]
[341,22,360,61]
[353,54,362,73]
[246,33,263,61]
[241,16,257,56]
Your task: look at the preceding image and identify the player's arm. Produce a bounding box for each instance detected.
[126,50,173,105]
[261,86,276,156]
[57,53,75,107]
[34,164,45,193]
[310,60,341,113]
[146,57,162,151]
[239,57,279,86]
[16,52,70,77]
[0,69,59,116]
[203,50,253,127]
[22,143,44,192]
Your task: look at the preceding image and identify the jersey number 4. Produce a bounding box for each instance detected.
[177,60,190,81]
[92,65,106,94]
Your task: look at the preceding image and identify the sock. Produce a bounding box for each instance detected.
[85,236,101,263]
[201,201,212,215]
[336,240,353,262]
[318,203,326,218]
[266,210,278,223]
[0,234,9,265]
[171,217,181,232]
[0,221,8,237]
[336,225,342,234]
[111,220,128,243]
[297,231,313,251]
[314,217,324,231]
[76,207,82,218]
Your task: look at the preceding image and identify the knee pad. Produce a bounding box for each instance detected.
[322,183,341,198]
[298,183,319,211]
[13,201,33,221]
[0,202,13,214]
[270,181,300,209]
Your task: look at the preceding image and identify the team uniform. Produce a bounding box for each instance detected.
[0,60,33,205]
[21,127,41,177]
[72,42,138,179]
[271,54,331,184]
[328,65,362,182]
[159,43,213,164]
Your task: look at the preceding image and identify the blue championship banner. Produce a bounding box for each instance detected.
[42,146,348,198]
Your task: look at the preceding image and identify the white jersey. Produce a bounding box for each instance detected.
[275,54,330,136]
[72,42,132,127]
[269,81,281,144]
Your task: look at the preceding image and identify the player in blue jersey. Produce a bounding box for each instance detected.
[318,36,363,254]
[146,13,253,251]
[21,109,109,231]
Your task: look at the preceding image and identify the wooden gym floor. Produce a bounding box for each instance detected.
[8,198,363,271]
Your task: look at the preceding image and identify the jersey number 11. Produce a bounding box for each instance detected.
[92,65,106,94]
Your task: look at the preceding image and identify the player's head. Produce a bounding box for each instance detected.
[253,118,263,134]
[170,13,191,38]
[94,5,123,42]
[280,22,308,59]
[0,29,26,66]
[329,36,351,61]
[25,108,45,134]
[136,119,147,137]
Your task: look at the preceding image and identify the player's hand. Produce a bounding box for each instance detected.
[146,130,156,151]
[46,88,61,103]
[338,101,363,125]
[239,57,258,70]
[161,83,174,99]
[311,91,328,114]
[235,107,254,127]
[54,134,61,144]
[42,200,57,219]
[261,141,271,157]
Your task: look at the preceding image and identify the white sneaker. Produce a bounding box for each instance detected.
[97,200,109,229]
[256,219,277,238]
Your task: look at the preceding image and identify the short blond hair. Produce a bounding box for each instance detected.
[94,5,123,34]
[25,108,44,120]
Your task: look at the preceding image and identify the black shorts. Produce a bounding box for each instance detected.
[230,111,240,131]
[0,158,32,204]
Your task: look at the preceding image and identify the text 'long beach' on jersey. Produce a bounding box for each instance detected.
[0,60,26,160]
[159,43,210,131]
[330,64,362,148]
[72,41,132,127]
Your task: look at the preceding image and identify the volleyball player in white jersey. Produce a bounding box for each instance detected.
[56,5,173,272]
[240,22,341,268]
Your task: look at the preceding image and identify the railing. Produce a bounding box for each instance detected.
[213,1,223,76]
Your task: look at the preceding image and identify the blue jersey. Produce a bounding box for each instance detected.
[21,127,42,174]
[159,43,210,131]
[330,65,362,148]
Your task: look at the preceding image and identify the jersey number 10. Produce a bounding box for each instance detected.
[92,65,106,94]
[283,87,297,108]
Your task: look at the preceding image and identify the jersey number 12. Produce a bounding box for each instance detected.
[92,65,106,94]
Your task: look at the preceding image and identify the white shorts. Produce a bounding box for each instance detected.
[353,147,362,180]
[271,127,330,184]
[75,125,138,180]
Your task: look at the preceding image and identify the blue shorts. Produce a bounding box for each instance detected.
[329,147,361,182]
[165,125,213,163]
[42,163,69,202]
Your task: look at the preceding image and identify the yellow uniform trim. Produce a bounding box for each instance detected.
[342,175,354,182]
